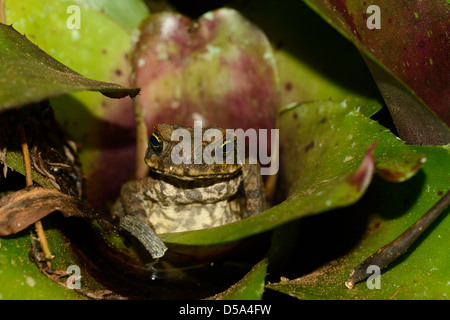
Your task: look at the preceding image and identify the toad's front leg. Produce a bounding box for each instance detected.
[241,163,266,218]
[116,178,167,259]
[118,178,153,222]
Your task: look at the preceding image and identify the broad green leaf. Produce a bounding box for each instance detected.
[73,0,150,31]
[0,24,139,111]
[0,227,86,299]
[4,151,54,189]
[160,100,424,245]
[267,145,449,299]
[209,258,268,300]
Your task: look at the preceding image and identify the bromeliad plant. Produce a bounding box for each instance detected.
[0,0,448,300]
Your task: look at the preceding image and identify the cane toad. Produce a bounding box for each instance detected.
[115,124,266,234]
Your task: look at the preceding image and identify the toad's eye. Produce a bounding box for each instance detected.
[221,139,233,155]
[150,131,163,152]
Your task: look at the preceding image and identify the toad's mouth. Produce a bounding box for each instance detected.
[148,166,241,181]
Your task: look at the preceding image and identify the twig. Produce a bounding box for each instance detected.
[18,122,54,268]
[134,102,149,180]
[345,190,450,289]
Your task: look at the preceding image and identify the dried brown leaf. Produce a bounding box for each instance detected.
[0,186,92,236]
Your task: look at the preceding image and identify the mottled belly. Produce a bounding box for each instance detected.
[147,200,242,233]
[142,176,243,234]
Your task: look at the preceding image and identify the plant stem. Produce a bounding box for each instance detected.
[345,190,450,289]
[134,102,149,180]
[18,122,54,268]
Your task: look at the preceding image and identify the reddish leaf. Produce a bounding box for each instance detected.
[307,0,450,124]
[131,8,279,133]
[346,142,376,192]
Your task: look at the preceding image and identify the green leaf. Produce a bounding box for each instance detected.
[267,145,449,299]
[209,258,268,300]
[160,100,424,245]
[4,151,54,189]
[0,24,139,111]
[73,0,150,31]
[0,227,86,299]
